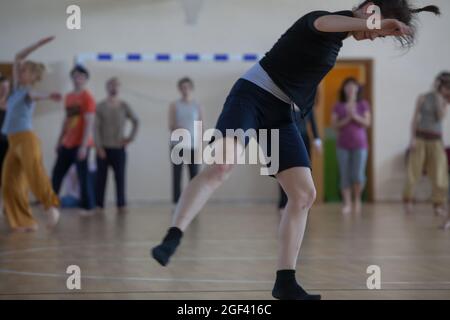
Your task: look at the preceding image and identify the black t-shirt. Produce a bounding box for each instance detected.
[260,10,353,117]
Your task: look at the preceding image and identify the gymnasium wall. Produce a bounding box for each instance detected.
[0,0,449,202]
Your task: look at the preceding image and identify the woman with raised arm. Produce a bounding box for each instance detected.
[151,1,440,300]
[1,36,61,232]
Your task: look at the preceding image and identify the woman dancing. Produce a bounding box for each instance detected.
[152,1,440,300]
[1,36,61,232]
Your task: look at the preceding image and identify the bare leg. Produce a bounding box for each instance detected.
[444,217,450,230]
[341,188,352,215]
[172,164,233,230]
[276,167,316,269]
[272,167,320,300]
[172,138,243,230]
[152,138,243,265]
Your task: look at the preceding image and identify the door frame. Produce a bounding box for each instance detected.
[0,64,13,80]
[312,58,375,203]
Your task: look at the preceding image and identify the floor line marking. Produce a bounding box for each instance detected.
[2,288,450,297]
[1,269,450,286]
[0,269,273,284]
[4,255,450,262]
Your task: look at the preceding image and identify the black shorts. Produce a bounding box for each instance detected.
[214,79,310,176]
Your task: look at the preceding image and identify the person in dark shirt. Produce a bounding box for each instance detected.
[152,1,440,300]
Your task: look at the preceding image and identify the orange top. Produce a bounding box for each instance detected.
[62,90,96,148]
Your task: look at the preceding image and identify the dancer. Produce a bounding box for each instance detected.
[404,72,450,216]
[1,36,61,232]
[94,77,139,213]
[52,65,96,212]
[169,77,203,205]
[0,75,10,205]
[332,78,371,214]
[152,1,440,300]
[278,105,321,212]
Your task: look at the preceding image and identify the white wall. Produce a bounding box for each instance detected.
[0,0,449,202]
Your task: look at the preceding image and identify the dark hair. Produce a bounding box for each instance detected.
[437,71,450,91]
[437,71,450,81]
[358,0,440,47]
[70,65,90,79]
[339,77,364,102]
[0,75,8,83]
[178,77,194,89]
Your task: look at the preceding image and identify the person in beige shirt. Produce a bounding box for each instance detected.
[94,77,139,213]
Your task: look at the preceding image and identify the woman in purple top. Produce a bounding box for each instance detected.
[332,78,371,214]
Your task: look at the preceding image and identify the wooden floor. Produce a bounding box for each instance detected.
[0,202,449,300]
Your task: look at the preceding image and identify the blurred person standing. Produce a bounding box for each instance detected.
[52,65,96,212]
[169,77,203,205]
[404,72,450,216]
[332,78,371,214]
[94,77,139,214]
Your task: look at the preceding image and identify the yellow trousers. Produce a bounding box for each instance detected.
[403,138,449,205]
[2,131,59,229]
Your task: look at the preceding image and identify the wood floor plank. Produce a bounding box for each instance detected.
[0,203,449,300]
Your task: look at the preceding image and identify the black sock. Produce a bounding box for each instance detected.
[151,227,183,266]
[272,270,321,300]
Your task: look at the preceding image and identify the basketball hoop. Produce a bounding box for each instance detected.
[180,0,204,25]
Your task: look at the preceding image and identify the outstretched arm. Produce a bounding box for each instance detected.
[29,91,62,102]
[314,15,412,37]
[13,36,55,89]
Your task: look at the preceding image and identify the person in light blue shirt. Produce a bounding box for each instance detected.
[2,86,35,135]
[1,36,62,232]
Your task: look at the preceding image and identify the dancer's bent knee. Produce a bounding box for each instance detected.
[287,187,316,213]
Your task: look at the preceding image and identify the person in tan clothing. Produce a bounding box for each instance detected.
[94,77,139,213]
[404,72,450,216]
[1,37,61,232]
